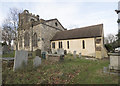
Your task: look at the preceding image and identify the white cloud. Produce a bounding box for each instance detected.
[0,1,118,37]
[0,0,119,2]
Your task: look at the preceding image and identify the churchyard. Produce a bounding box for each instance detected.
[2,51,119,84]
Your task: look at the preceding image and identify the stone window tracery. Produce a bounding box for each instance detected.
[33,33,38,47]
[24,32,30,47]
[19,36,22,47]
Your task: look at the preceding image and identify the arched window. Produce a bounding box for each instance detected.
[19,36,22,47]
[67,41,69,49]
[82,40,85,49]
[24,32,30,47]
[33,33,37,47]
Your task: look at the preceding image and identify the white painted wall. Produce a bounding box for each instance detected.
[51,38,96,57]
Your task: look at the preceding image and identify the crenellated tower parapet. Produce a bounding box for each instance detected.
[18,10,39,30]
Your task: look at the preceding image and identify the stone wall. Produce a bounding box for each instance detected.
[18,10,65,52]
[51,38,96,57]
[109,53,120,70]
[46,54,60,62]
[45,19,65,31]
[40,22,64,52]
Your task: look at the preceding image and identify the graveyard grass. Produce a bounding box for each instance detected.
[2,54,118,84]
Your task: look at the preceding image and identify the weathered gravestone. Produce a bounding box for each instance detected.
[73,51,76,58]
[109,53,120,70]
[46,54,60,62]
[57,49,64,55]
[79,53,81,58]
[103,67,108,73]
[35,49,41,57]
[64,50,67,55]
[13,50,28,71]
[33,56,41,67]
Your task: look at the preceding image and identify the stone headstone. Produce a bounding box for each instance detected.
[13,50,28,71]
[73,51,76,58]
[2,45,9,54]
[64,50,67,55]
[103,67,108,73]
[79,53,81,58]
[35,49,41,57]
[109,53,120,70]
[33,56,41,67]
[57,49,64,55]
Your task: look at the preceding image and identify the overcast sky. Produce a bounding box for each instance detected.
[0,0,119,37]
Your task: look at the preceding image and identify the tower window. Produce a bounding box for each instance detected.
[33,33,38,47]
[19,36,22,47]
[55,22,58,26]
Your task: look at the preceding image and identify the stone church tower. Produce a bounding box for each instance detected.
[18,10,65,52]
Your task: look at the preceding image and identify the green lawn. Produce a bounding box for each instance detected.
[2,54,118,84]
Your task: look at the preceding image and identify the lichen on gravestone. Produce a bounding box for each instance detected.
[33,56,41,67]
[13,50,28,71]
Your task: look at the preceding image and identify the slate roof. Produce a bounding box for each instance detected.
[51,24,103,41]
[32,18,65,30]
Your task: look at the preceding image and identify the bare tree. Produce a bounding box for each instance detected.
[106,34,116,44]
[2,8,22,50]
[104,37,109,44]
[2,19,14,45]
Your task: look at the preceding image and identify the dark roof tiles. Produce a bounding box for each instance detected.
[51,24,103,41]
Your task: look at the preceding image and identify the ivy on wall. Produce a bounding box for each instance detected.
[117,19,120,23]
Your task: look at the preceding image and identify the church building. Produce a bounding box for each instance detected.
[18,10,65,52]
[18,10,108,59]
[51,24,108,59]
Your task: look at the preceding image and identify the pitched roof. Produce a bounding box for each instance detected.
[51,24,103,41]
[32,18,65,30]
[45,18,65,30]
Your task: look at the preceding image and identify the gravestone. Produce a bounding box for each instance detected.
[35,49,41,57]
[47,54,60,62]
[2,45,9,54]
[57,49,64,55]
[64,50,67,55]
[109,53,120,70]
[103,67,108,73]
[42,52,46,59]
[13,50,28,71]
[33,56,41,67]
[79,53,81,58]
[73,51,76,58]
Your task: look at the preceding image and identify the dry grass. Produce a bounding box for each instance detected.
[2,54,119,84]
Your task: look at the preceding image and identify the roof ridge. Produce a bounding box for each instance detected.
[67,23,103,31]
[45,18,57,22]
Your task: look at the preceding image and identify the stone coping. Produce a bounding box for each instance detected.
[47,54,60,57]
[108,53,120,56]
[2,58,14,61]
